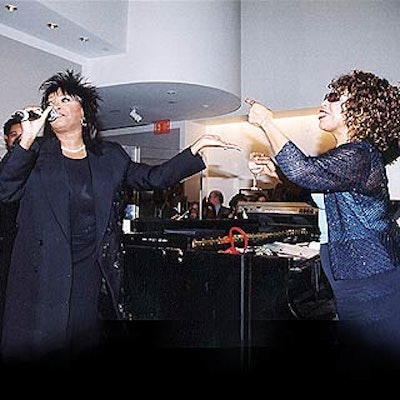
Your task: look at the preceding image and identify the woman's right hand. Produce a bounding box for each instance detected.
[245,98,274,128]
[18,106,53,150]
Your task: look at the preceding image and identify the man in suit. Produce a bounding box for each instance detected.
[0,117,21,337]
[206,189,231,219]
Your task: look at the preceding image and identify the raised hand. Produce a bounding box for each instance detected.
[245,98,274,128]
[19,105,53,150]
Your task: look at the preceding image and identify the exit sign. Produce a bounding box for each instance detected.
[154,119,170,134]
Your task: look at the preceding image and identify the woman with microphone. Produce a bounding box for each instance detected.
[0,70,239,365]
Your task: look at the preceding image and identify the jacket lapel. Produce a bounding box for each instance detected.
[88,150,115,248]
[40,138,116,248]
[39,138,71,241]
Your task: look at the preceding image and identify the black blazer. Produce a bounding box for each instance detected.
[216,205,231,219]
[0,135,205,358]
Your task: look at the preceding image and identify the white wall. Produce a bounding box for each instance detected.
[0,36,81,156]
[239,0,400,115]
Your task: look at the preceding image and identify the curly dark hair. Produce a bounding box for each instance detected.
[328,70,400,164]
[39,70,102,142]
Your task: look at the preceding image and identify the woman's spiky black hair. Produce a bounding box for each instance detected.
[40,70,102,141]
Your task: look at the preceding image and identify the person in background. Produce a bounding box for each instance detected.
[3,118,22,151]
[246,70,400,357]
[188,201,200,220]
[202,196,216,219]
[0,70,240,365]
[269,166,314,203]
[205,189,231,219]
[253,192,268,202]
[227,193,247,219]
[160,183,186,219]
[0,117,21,340]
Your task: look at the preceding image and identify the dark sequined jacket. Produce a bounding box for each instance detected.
[276,140,400,280]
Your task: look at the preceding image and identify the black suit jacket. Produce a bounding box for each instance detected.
[0,200,19,335]
[0,135,205,358]
[216,205,231,219]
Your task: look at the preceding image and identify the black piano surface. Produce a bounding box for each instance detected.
[121,211,329,348]
[122,246,293,346]
[110,214,339,377]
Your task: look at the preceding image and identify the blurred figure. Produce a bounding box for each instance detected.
[270,173,313,202]
[228,193,247,219]
[188,201,200,220]
[205,189,231,219]
[0,117,21,339]
[202,196,216,219]
[3,118,22,151]
[253,192,269,202]
[160,183,186,219]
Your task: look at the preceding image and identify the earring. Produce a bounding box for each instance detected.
[81,117,88,127]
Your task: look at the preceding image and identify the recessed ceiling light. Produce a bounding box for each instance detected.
[47,22,58,30]
[79,36,89,42]
[5,4,18,12]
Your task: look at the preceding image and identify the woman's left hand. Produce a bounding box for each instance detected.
[190,134,241,155]
[248,152,280,180]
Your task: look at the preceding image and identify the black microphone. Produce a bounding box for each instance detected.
[11,108,59,122]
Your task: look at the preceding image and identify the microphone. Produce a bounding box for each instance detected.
[11,108,59,122]
[11,109,41,122]
[48,108,59,122]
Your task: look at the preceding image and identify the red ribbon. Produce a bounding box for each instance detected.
[221,226,248,254]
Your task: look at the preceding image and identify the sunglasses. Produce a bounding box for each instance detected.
[323,92,341,102]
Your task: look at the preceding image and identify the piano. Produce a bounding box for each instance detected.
[121,202,322,348]
[124,201,320,251]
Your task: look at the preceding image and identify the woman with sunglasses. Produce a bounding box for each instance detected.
[246,70,400,357]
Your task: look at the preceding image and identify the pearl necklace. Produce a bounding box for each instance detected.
[61,144,86,153]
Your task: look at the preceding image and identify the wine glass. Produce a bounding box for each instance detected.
[248,152,266,190]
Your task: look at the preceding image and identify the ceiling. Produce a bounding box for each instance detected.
[0,1,241,130]
[0,1,125,58]
[96,82,241,130]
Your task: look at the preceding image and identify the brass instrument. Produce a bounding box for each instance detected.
[191,227,312,249]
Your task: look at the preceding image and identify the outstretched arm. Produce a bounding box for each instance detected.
[125,134,240,191]
[189,133,241,156]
